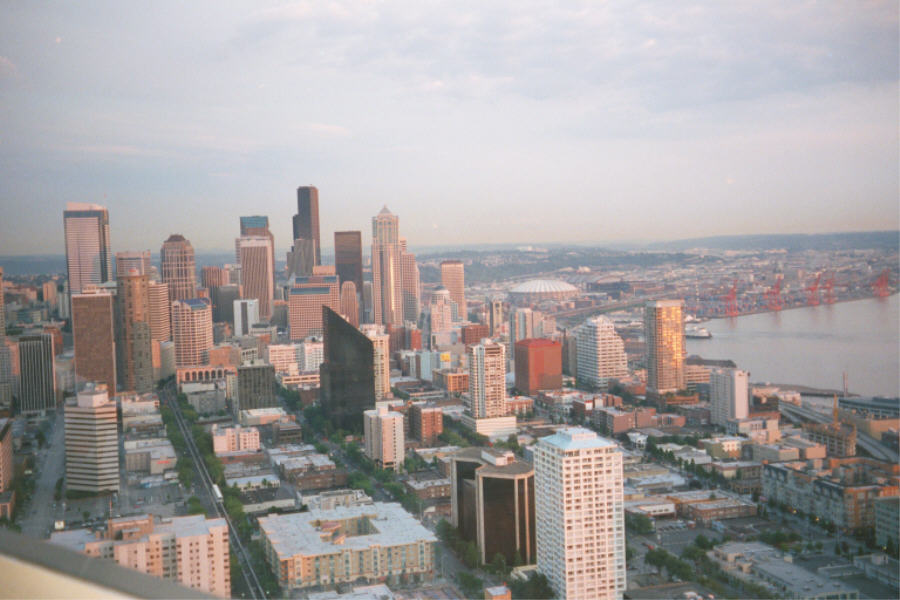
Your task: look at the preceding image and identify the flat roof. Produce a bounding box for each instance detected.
[258,502,437,558]
[539,427,617,451]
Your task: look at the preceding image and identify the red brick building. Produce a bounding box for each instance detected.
[514,338,562,396]
[461,324,490,346]
[410,403,444,446]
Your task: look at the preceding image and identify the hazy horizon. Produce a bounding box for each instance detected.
[1,2,897,255]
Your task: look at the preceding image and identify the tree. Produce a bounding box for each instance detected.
[512,549,524,567]
[463,541,481,569]
[490,552,509,576]
[510,572,555,600]
[456,572,483,599]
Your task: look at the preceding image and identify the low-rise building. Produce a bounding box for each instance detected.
[404,473,451,501]
[727,416,780,444]
[258,503,437,590]
[302,489,374,512]
[124,438,176,475]
[700,436,744,459]
[763,457,900,531]
[212,424,260,455]
[711,541,858,599]
[802,422,857,457]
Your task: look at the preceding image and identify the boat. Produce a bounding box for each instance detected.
[685,326,712,339]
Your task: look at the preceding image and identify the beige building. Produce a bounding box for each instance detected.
[340,281,360,327]
[65,386,119,493]
[400,239,420,324]
[50,514,230,598]
[160,234,197,301]
[171,298,213,367]
[361,324,390,401]
[259,503,436,590]
[237,235,275,320]
[467,341,506,419]
[371,207,403,326]
[534,428,625,600]
[644,300,685,396]
[364,406,404,471]
[212,424,260,455]
[440,260,465,322]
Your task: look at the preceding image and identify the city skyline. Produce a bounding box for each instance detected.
[1,2,897,255]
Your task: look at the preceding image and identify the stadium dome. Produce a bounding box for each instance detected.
[508,279,579,304]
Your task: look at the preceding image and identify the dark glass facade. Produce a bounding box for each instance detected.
[334,231,363,293]
[319,306,375,432]
[293,186,321,266]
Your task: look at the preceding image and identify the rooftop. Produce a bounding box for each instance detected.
[539,426,617,451]
[258,502,436,558]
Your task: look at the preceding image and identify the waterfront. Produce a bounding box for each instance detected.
[687,295,899,397]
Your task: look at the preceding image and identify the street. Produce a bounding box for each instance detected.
[19,410,65,538]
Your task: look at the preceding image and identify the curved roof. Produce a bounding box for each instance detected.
[509,279,578,294]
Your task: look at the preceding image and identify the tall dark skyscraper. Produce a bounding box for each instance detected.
[293,186,321,266]
[334,231,363,293]
[319,306,375,432]
[18,334,56,413]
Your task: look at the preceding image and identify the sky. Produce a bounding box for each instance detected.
[0,1,897,255]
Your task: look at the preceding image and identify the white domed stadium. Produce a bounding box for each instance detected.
[508,279,579,304]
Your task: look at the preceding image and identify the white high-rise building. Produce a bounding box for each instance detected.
[710,368,750,426]
[65,385,120,493]
[233,298,259,338]
[361,324,390,400]
[64,203,113,295]
[299,337,324,372]
[535,427,625,600]
[467,340,506,419]
[574,315,628,388]
[363,405,404,471]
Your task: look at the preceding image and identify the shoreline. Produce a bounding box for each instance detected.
[705,292,897,321]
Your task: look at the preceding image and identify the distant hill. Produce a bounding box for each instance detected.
[645,231,898,252]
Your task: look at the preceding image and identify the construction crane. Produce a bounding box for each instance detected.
[722,280,739,317]
[765,277,783,311]
[823,274,836,304]
[805,274,821,306]
[872,268,891,297]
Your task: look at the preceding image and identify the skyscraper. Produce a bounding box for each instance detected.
[18,334,56,413]
[509,308,535,360]
[146,281,171,342]
[334,231,363,293]
[429,287,453,335]
[233,299,259,338]
[239,215,275,290]
[361,324,390,401]
[114,250,151,278]
[0,268,8,408]
[237,236,274,320]
[293,186,321,266]
[489,298,504,336]
[0,267,5,341]
[371,207,402,326]
[574,315,628,389]
[534,427,625,600]
[201,266,229,290]
[287,275,340,340]
[212,283,241,324]
[63,202,112,295]
[71,290,117,393]
[160,234,197,301]
[171,298,213,367]
[116,271,154,393]
[340,281,359,327]
[644,299,686,396]
[467,341,506,419]
[236,360,276,411]
[400,239,420,325]
[440,260,466,322]
[710,368,750,426]
[319,306,375,432]
[286,238,316,280]
[65,385,119,493]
